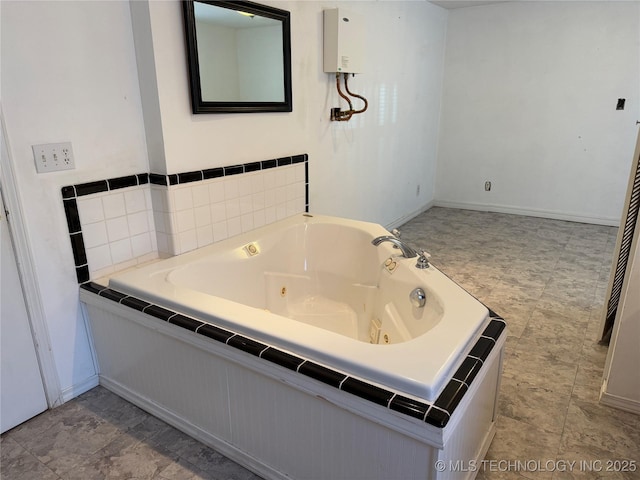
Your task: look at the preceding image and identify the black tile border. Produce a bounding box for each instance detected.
[62,155,309,284]
[80,280,506,429]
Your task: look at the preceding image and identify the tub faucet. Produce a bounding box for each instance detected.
[372,236,431,269]
[372,236,417,258]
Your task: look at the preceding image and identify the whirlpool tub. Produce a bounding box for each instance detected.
[81,214,506,480]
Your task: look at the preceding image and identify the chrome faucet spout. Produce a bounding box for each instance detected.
[371,236,418,258]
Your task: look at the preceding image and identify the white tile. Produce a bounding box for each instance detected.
[174,186,194,211]
[226,198,241,219]
[251,173,265,193]
[239,195,253,215]
[77,196,105,224]
[238,175,252,197]
[178,229,198,253]
[131,232,153,257]
[156,232,169,255]
[211,202,227,223]
[192,184,210,207]
[110,238,133,264]
[264,189,276,208]
[102,193,126,219]
[86,244,112,272]
[265,206,277,225]
[83,221,108,249]
[264,170,277,190]
[144,186,153,210]
[241,213,254,232]
[153,210,167,233]
[275,186,287,205]
[194,205,211,227]
[150,187,169,212]
[294,163,305,183]
[287,198,304,217]
[276,204,287,220]
[252,191,265,211]
[212,221,228,242]
[106,216,130,242]
[275,169,287,187]
[128,210,149,236]
[124,188,147,214]
[224,178,239,199]
[227,217,242,237]
[285,166,296,185]
[286,184,298,201]
[175,209,195,233]
[253,210,266,229]
[209,180,225,203]
[166,234,180,256]
[196,225,214,247]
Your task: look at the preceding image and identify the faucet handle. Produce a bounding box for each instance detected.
[416,250,431,269]
[391,228,401,238]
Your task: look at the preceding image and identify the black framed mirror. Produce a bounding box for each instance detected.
[182,0,292,114]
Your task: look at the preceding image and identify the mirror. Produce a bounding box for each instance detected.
[183,0,292,114]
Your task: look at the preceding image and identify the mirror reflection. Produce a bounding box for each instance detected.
[183,1,292,113]
[194,2,284,102]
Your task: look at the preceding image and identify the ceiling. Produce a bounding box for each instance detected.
[430,0,511,9]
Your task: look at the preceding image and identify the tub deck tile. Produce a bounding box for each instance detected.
[341,377,395,407]
[169,314,205,332]
[298,361,346,388]
[483,318,507,342]
[142,305,176,321]
[120,296,152,312]
[227,335,268,357]
[469,336,496,362]
[389,395,430,420]
[425,406,450,428]
[196,324,234,343]
[452,357,483,387]
[434,379,468,417]
[260,348,304,371]
[98,288,128,303]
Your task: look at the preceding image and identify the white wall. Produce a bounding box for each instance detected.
[1,0,149,399]
[1,0,447,401]
[435,1,640,225]
[136,0,448,226]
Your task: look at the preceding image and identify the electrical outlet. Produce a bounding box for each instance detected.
[485,181,492,191]
[33,142,75,173]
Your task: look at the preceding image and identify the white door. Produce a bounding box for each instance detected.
[0,191,48,433]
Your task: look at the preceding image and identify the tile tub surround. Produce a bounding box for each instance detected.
[62,154,309,282]
[80,280,506,428]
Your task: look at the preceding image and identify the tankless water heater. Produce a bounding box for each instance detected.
[323,8,364,74]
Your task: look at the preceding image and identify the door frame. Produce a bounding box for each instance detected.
[1,106,62,408]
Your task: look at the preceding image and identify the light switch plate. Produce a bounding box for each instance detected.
[33,142,75,173]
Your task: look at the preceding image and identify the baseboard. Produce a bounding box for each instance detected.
[385,201,435,231]
[600,390,640,415]
[61,374,99,403]
[433,200,620,227]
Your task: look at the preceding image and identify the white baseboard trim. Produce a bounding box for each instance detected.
[384,201,435,231]
[600,390,640,415]
[433,200,620,227]
[61,374,99,403]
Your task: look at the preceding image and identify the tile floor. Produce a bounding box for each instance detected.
[2,207,639,480]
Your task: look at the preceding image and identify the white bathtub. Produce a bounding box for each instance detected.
[82,213,506,479]
[107,213,488,402]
